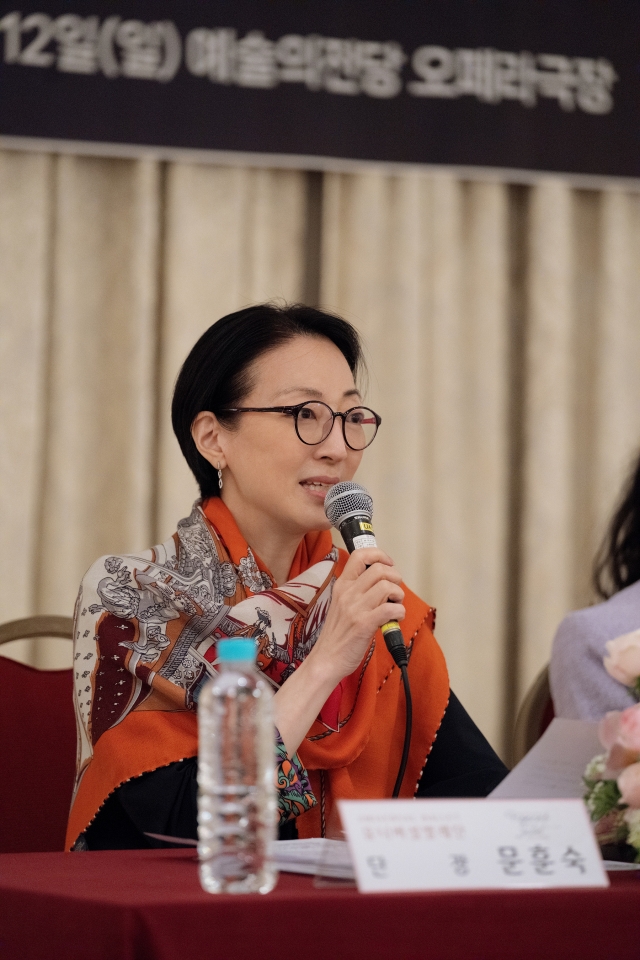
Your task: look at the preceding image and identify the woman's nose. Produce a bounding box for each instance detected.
[316,416,348,458]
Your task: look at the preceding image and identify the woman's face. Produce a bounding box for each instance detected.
[201,335,365,539]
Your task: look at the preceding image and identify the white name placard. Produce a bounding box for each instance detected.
[338,798,609,893]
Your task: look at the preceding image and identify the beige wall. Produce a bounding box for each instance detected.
[2,148,640,758]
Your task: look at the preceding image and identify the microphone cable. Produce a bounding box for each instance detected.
[387,644,413,798]
[393,663,413,797]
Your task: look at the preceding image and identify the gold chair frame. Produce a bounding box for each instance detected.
[512,664,551,765]
[0,616,74,645]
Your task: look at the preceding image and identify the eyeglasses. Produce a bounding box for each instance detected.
[220,401,381,451]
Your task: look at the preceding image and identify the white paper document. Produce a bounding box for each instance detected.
[339,798,609,893]
[272,838,354,879]
[489,718,602,799]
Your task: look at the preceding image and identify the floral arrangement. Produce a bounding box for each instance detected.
[583,629,640,861]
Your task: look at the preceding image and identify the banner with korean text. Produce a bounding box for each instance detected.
[0,0,638,180]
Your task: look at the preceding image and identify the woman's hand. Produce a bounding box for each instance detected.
[306,548,405,685]
[272,548,405,757]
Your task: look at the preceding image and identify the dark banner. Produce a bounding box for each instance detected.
[0,1,638,179]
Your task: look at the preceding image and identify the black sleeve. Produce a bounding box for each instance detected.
[416,690,508,797]
[82,756,300,850]
[83,758,199,850]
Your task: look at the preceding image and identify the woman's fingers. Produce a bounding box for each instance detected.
[356,600,405,631]
[357,564,404,592]
[334,583,405,638]
[377,601,406,624]
[332,569,403,611]
[337,559,403,596]
[340,548,394,579]
[367,579,405,607]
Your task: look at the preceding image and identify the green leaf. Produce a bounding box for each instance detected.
[584,778,623,822]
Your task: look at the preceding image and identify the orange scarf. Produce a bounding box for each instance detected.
[66,498,449,849]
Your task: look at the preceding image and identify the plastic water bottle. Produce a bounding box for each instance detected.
[198,638,278,894]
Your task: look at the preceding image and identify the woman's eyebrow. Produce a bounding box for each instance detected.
[275,387,324,398]
[274,387,362,400]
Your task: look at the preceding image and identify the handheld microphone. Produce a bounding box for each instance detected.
[324,481,408,668]
[324,480,412,797]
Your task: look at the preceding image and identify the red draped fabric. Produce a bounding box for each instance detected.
[0,849,637,960]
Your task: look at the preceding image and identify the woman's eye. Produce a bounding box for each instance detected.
[299,407,317,421]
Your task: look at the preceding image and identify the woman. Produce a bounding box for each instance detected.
[551,451,640,719]
[66,303,506,851]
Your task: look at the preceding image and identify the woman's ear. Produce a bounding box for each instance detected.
[191,411,227,469]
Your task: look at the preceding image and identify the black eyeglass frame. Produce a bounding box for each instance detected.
[219,401,382,451]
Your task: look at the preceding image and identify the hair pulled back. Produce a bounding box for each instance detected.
[594,450,640,599]
[172,302,364,499]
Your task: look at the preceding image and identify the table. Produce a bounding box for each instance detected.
[0,848,638,960]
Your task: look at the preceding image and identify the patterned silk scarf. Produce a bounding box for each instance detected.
[66,498,449,849]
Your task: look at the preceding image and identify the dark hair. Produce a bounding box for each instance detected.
[172,302,365,499]
[593,450,640,599]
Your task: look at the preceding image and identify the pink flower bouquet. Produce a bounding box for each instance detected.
[584,629,640,860]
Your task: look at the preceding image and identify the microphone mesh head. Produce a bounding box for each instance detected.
[324,481,373,528]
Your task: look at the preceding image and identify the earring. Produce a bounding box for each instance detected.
[217,462,223,491]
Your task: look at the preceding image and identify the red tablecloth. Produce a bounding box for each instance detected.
[0,848,637,960]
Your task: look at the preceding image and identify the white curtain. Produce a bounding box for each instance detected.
[321,172,510,751]
[2,148,639,757]
[520,185,640,701]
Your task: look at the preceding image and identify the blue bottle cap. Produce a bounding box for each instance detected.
[217,638,257,663]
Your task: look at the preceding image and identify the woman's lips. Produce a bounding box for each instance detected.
[299,478,339,501]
